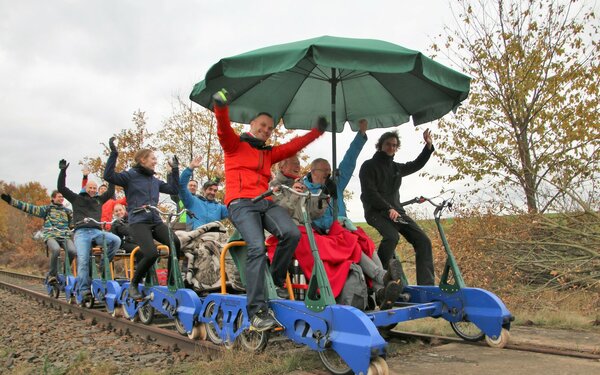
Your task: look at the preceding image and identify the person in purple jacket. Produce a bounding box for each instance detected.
[103,137,180,300]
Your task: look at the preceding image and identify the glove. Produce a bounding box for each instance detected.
[1,193,11,204]
[212,89,229,107]
[109,137,118,153]
[59,159,70,170]
[169,155,179,169]
[315,116,329,132]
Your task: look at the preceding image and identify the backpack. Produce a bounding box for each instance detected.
[335,263,368,310]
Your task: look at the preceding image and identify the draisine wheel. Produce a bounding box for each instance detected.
[367,356,389,375]
[450,320,485,342]
[318,348,352,375]
[83,295,95,309]
[485,328,510,348]
[138,304,154,325]
[237,313,268,353]
[174,317,188,336]
[204,301,224,344]
[188,323,207,340]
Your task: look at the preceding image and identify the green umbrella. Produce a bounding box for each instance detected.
[190,35,470,172]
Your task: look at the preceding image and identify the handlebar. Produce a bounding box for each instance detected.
[398,190,456,218]
[252,184,328,203]
[131,205,195,218]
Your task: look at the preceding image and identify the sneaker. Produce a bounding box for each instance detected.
[275,286,290,299]
[47,275,58,284]
[250,310,277,332]
[377,282,401,310]
[128,284,143,300]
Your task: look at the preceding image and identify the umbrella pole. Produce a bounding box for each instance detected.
[330,68,339,220]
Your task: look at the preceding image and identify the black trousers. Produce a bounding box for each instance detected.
[365,211,435,285]
[129,222,181,285]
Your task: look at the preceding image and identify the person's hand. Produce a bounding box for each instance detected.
[169,155,179,169]
[358,119,368,134]
[189,156,203,169]
[59,159,70,170]
[212,89,229,107]
[109,137,118,153]
[82,166,90,176]
[388,208,400,221]
[423,129,433,148]
[292,181,306,193]
[1,193,11,204]
[315,116,329,132]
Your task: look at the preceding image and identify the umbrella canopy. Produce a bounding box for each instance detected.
[190,35,471,133]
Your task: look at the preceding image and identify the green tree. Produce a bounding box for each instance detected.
[432,0,599,213]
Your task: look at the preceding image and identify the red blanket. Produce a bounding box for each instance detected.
[266,221,375,297]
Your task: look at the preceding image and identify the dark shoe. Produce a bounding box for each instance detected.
[47,275,58,284]
[275,286,290,299]
[128,284,143,300]
[383,259,405,286]
[250,310,277,332]
[378,282,401,310]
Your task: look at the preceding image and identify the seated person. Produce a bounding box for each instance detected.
[268,122,404,310]
[111,203,138,254]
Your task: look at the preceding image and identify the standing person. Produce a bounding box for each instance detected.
[103,137,181,300]
[178,156,228,229]
[213,89,325,331]
[359,129,435,285]
[1,190,76,282]
[57,160,121,298]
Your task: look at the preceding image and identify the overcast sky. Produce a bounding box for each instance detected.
[4,1,592,221]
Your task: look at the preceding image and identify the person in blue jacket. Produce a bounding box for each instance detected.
[178,156,228,230]
[302,119,404,309]
[103,137,181,300]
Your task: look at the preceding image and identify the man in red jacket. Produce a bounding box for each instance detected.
[213,89,326,331]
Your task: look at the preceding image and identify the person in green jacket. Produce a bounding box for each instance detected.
[1,190,76,282]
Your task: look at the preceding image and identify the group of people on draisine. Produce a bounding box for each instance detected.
[1,89,436,332]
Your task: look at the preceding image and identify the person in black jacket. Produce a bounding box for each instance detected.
[57,160,121,297]
[359,129,435,286]
[111,203,138,253]
[103,137,181,300]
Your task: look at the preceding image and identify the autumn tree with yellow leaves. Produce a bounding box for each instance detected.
[432,0,599,213]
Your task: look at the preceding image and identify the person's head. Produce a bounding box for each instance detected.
[202,181,219,201]
[310,158,332,185]
[279,155,301,178]
[188,180,198,195]
[249,112,275,142]
[85,181,98,197]
[376,131,400,157]
[134,149,157,171]
[113,203,127,219]
[50,190,64,205]
[98,184,108,195]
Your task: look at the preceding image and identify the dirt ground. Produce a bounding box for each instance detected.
[387,326,600,375]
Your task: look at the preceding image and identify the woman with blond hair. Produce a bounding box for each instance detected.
[103,138,180,300]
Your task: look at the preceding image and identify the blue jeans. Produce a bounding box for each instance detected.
[228,199,300,317]
[73,228,121,294]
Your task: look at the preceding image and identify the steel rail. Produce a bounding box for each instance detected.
[0,275,220,356]
[389,330,600,360]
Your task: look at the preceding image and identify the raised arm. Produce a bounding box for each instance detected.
[2,194,48,218]
[57,160,79,202]
[160,156,179,195]
[178,167,195,209]
[103,138,130,187]
[337,120,368,190]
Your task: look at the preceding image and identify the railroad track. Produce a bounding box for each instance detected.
[2,268,598,369]
[0,269,219,356]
